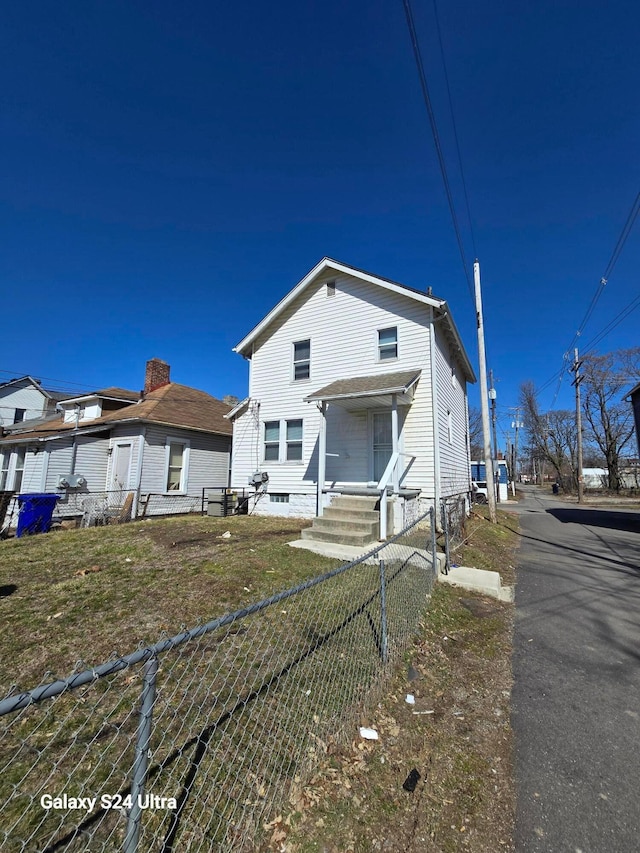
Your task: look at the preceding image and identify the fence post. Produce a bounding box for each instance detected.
[379,559,388,663]
[440,502,450,576]
[430,505,438,578]
[124,655,159,853]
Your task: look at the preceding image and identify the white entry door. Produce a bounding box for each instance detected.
[371,412,393,483]
[110,443,132,491]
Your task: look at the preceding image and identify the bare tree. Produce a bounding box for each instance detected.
[468,405,484,460]
[581,348,640,491]
[520,381,579,490]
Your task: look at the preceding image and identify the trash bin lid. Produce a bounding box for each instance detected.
[17,493,61,502]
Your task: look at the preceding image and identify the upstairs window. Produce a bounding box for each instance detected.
[286,419,303,461]
[264,421,280,461]
[326,281,336,297]
[378,327,398,361]
[13,409,26,424]
[293,340,310,380]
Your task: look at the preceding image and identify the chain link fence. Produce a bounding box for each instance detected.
[0,508,437,852]
[439,494,468,573]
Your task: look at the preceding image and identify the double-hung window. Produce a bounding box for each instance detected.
[264,421,281,461]
[293,340,310,381]
[166,439,189,492]
[286,420,303,461]
[13,448,25,492]
[378,327,398,360]
[0,452,9,491]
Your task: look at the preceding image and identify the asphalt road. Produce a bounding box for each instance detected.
[508,486,640,853]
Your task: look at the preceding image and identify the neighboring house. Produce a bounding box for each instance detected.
[227,258,476,534]
[0,359,232,523]
[626,381,640,458]
[0,376,68,429]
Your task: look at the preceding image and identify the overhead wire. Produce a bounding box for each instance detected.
[401,0,475,303]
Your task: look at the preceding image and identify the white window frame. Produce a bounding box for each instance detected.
[164,437,190,494]
[447,410,453,444]
[269,493,290,503]
[292,339,311,382]
[0,451,9,491]
[377,327,398,361]
[285,419,303,461]
[263,421,281,462]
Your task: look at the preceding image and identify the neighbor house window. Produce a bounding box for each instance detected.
[13,409,26,424]
[0,452,8,490]
[13,448,26,492]
[293,339,311,380]
[269,493,289,503]
[166,440,189,492]
[264,421,280,461]
[286,420,303,461]
[326,281,336,297]
[378,327,398,360]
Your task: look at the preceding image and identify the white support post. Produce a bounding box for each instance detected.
[391,394,399,494]
[317,402,327,517]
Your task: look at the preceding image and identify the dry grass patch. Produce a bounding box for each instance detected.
[0,515,340,694]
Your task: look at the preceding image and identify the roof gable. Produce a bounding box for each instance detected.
[233,258,476,383]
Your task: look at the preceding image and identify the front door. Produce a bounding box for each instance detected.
[372,412,393,482]
[110,443,132,491]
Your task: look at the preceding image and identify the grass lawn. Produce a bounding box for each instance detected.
[0,514,340,695]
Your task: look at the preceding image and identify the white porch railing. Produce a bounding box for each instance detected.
[378,451,416,539]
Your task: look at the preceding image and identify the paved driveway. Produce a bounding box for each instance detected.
[508,487,640,852]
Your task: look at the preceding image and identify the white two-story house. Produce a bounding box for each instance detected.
[227,259,476,536]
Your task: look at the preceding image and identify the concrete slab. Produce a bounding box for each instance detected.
[289,539,513,602]
[439,565,514,602]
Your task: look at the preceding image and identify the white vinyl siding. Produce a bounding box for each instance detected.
[232,271,440,500]
[138,426,230,496]
[0,381,50,428]
[434,322,470,497]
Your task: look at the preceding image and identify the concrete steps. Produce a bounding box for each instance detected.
[301,494,380,547]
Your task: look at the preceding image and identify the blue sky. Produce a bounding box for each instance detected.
[2,0,638,450]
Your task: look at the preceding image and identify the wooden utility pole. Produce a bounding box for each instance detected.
[572,348,584,503]
[474,261,497,523]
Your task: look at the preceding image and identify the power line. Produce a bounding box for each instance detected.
[432,0,477,259]
[401,0,474,302]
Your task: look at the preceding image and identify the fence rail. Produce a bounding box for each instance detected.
[0,508,437,852]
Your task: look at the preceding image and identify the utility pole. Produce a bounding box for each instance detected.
[489,370,499,503]
[571,348,584,504]
[474,261,497,523]
[511,410,523,496]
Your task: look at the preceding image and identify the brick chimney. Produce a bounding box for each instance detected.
[144,358,170,394]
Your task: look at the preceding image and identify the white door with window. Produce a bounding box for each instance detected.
[371,412,393,483]
[110,443,132,491]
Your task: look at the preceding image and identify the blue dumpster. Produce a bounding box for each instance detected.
[16,494,61,537]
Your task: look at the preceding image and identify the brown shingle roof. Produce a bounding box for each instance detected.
[0,383,233,443]
[305,370,422,402]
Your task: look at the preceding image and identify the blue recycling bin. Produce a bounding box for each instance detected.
[16,493,61,537]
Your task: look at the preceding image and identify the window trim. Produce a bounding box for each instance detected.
[292,339,311,382]
[269,493,290,503]
[13,408,26,424]
[263,420,281,462]
[0,451,9,491]
[377,326,398,361]
[164,437,190,494]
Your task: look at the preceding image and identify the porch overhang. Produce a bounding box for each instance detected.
[304,369,421,412]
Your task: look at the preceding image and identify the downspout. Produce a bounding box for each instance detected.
[429,306,441,518]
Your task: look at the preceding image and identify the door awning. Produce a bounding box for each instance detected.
[304,369,421,411]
